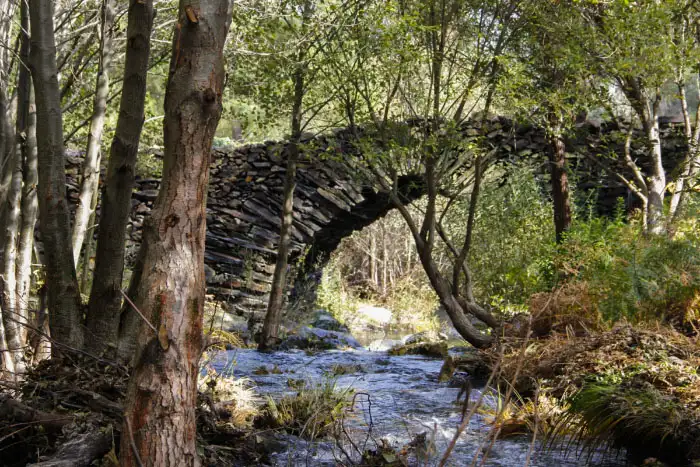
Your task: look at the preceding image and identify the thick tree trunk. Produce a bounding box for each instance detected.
[548,118,571,243]
[29,0,84,351]
[86,0,154,357]
[259,64,304,351]
[71,0,115,267]
[119,2,231,466]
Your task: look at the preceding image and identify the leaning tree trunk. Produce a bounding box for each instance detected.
[259,63,304,351]
[29,0,84,351]
[119,2,232,466]
[87,0,154,357]
[71,0,115,267]
[548,116,572,243]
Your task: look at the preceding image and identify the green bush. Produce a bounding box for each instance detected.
[255,378,353,439]
[555,215,700,323]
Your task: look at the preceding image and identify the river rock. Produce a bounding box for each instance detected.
[388,342,448,358]
[309,310,350,333]
[278,326,361,351]
[403,330,448,345]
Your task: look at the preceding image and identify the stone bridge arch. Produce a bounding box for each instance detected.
[123,118,543,324]
[64,117,686,327]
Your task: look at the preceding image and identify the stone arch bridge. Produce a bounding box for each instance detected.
[65,118,684,325]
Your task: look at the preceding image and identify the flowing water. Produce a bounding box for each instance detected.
[210,347,628,467]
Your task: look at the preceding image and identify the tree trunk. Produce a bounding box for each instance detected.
[669,79,700,223]
[0,0,17,225]
[16,84,38,347]
[80,192,98,294]
[29,0,84,351]
[86,0,154,357]
[259,63,304,351]
[15,1,38,348]
[119,2,231,466]
[390,194,493,349]
[645,117,665,235]
[0,304,13,375]
[1,5,32,376]
[71,0,115,267]
[620,79,665,235]
[548,117,571,243]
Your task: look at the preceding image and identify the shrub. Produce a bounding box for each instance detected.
[255,378,353,439]
[554,217,700,325]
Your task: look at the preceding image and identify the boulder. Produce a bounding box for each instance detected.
[309,310,350,333]
[388,342,448,358]
[403,330,448,345]
[278,326,361,351]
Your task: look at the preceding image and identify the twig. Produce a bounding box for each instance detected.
[120,290,157,335]
[124,416,144,467]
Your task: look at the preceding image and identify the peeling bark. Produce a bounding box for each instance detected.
[119,1,232,465]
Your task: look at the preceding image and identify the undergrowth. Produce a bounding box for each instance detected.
[255,377,354,439]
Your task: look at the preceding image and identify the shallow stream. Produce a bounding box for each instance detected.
[211,347,628,467]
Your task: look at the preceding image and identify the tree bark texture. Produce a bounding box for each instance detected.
[259,63,304,351]
[0,0,17,226]
[620,78,665,235]
[87,0,154,356]
[16,0,38,348]
[548,118,571,243]
[16,84,38,348]
[1,141,24,377]
[0,8,33,376]
[71,0,115,267]
[29,0,84,351]
[119,1,232,466]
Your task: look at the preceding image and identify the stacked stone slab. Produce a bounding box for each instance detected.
[64,117,687,326]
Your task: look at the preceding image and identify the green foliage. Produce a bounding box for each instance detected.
[465,167,556,313]
[555,213,700,323]
[255,378,353,439]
